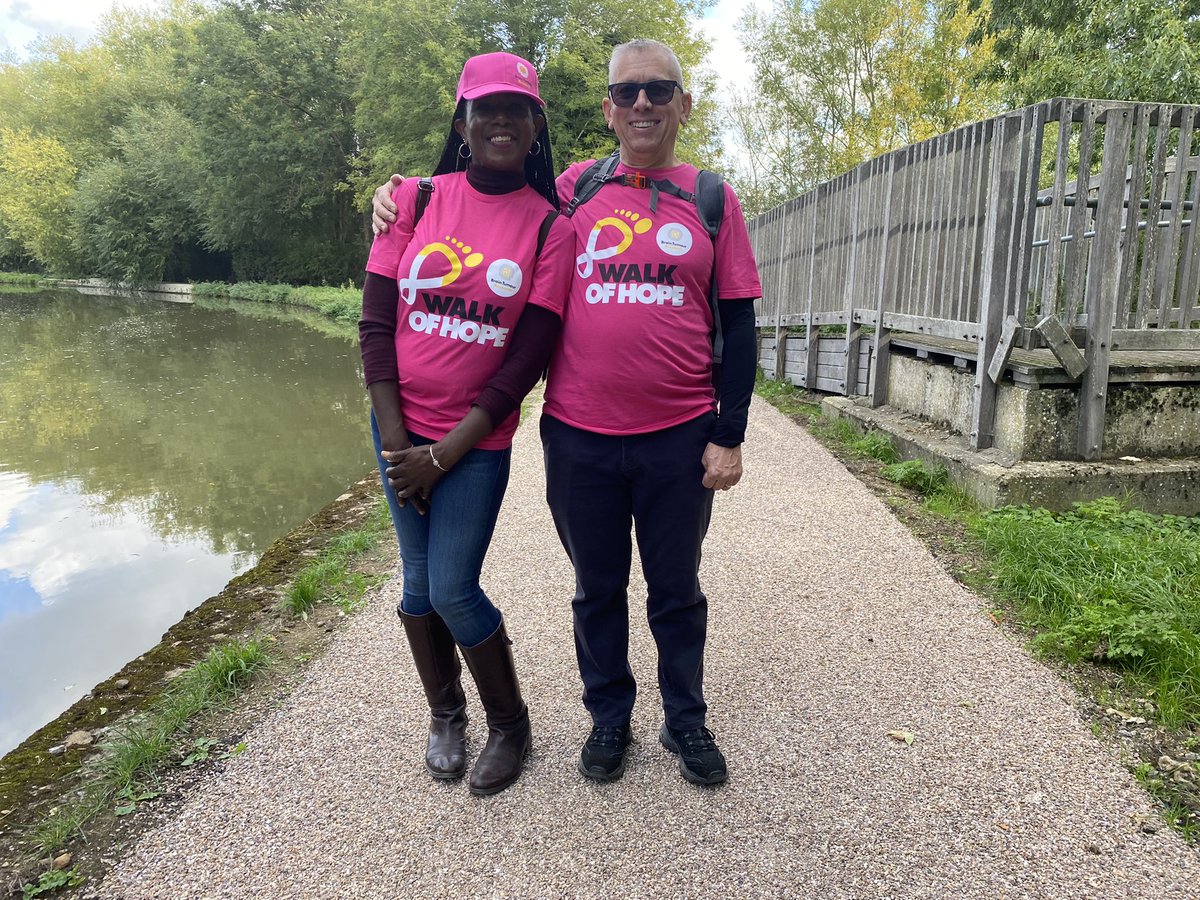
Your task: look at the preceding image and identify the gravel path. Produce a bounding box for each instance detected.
[107,400,1199,898]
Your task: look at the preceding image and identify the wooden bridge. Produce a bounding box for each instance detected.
[749,98,1200,461]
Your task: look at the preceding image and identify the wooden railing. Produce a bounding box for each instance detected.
[749,98,1200,460]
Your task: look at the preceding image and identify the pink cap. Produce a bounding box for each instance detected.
[456,52,543,107]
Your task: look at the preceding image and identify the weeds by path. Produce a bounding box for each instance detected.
[282,498,392,618]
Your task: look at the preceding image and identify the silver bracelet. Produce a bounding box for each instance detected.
[428,444,448,472]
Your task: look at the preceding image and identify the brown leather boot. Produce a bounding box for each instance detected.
[399,608,468,779]
[459,620,531,796]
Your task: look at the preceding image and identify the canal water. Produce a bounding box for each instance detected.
[0,289,375,755]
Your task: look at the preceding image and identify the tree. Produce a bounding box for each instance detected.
[977,0,1200,106]
[71,106,202,284]
[181,0,362,283]
[731,0,1001,213]
[345,0,721,200]
[0,128,77,271]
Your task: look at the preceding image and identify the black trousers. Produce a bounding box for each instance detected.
[541,411,715,730]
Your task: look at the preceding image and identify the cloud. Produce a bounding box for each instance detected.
[699,0,759,96]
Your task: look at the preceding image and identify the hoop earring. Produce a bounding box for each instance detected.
[457,144,471,160]
[528,141,543,157]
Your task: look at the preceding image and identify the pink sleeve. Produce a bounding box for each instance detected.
[715,184,763,300]
[364,180,420,278]
[526,213,574,316]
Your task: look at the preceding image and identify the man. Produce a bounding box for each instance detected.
[374,39,762,786]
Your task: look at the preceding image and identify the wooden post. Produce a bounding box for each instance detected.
[971,112,1024,450]
[843,164,865,395]
[1077,106,1135,460]
[870,152,898,407]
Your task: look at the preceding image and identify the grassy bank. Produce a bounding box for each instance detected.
[192,281,361,327]
[0,273,54,287]
[755,374,1200,839]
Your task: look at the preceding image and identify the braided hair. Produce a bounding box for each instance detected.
[433,99,560,211]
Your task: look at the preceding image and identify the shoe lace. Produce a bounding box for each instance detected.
[589,726,629,749]
[676,727,718,754]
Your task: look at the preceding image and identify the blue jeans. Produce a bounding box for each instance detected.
[371,412,509,647]
[540,411,715,731]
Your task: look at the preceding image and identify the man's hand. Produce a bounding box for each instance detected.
[701,443,743,491]
[371,174,404,234]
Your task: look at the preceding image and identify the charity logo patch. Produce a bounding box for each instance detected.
[656,222,693,256]
[486,258,523,298]
[576,209,653,277]
[517,62,530,79]
[398,235,483,305]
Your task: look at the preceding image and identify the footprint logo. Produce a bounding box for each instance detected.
[398,236,484,305]
[576,209,653,277]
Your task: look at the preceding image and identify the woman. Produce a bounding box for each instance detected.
[359,52,572,796]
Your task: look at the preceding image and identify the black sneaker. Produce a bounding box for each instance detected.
[659,724,727,785]
[579,723,633,781]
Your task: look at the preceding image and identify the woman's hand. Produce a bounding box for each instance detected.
[381,445,444,515]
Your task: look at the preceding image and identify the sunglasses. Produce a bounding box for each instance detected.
[607,80,681,107]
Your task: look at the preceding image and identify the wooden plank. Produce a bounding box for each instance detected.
[1010,103,1046,326]
[1077,106,1134,460]
[1117,104,1151,326]
[1063,103,1096,318]
[987,315,1021,383]
[871,152,898,408]
[879,312,979,341]
[1174,151,1200,328]
[1039,104,1074,319]
[1136,106,1172,326]
[971,111,1024,450]
[773,206,789,382]
[843,164,866,396]
[805,188,822,390]
[1035,314,1088,379]
[1154,109,1194,326]
[964,120,993,326]
[1109,329,1200,350]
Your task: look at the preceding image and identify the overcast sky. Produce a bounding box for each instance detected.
[1,0,759,93]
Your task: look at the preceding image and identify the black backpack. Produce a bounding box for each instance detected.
[563,151,727,364]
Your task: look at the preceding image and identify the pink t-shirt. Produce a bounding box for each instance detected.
[365,172,573,449]
[543,160,763,435]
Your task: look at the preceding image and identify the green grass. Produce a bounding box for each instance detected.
[192,281,362,326]
[0,272,53,286]
[972,498,1200,727]
[281,498,392,618]
[29,638,268,857]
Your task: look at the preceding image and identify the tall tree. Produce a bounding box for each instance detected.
[0,128,77,271]
[977,0,1200,106]
[184,0,361,283]
[731,0,1000,213]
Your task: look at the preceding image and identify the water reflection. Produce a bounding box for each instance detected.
[0,290,373,755]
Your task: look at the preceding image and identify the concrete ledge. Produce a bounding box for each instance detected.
[823,396,1200,514]
[55,279,194,301]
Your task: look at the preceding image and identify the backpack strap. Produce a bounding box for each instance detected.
[695,170,725,365]
[564,151,621,217]
[563,161,727,365]
[536,210,558,256]
[412,177,435,227]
